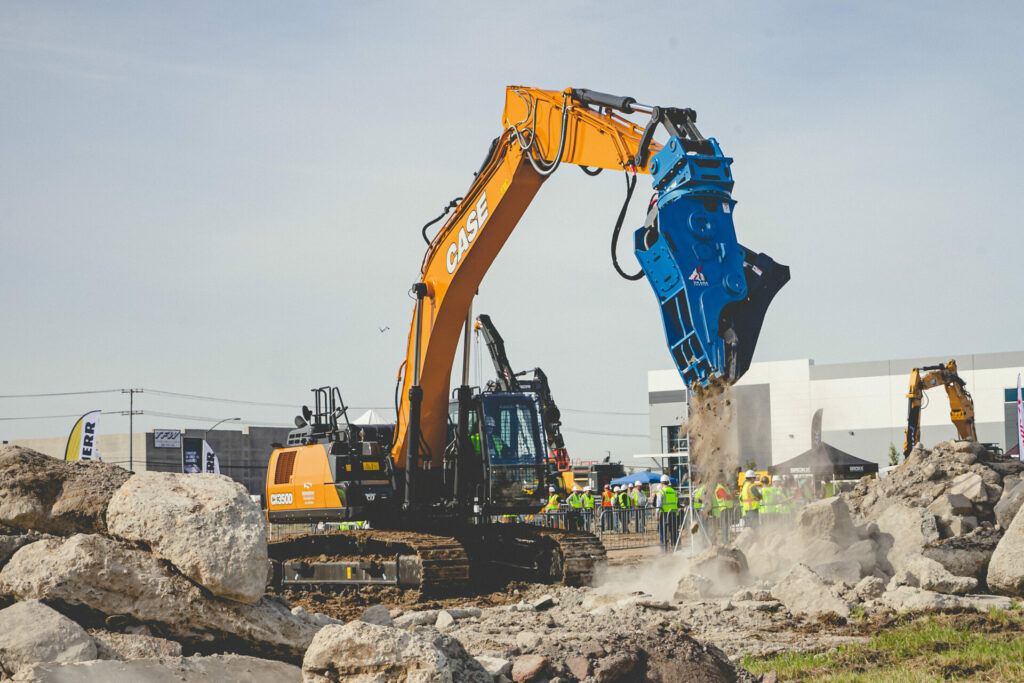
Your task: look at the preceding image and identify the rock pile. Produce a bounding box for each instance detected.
[0,446,328,679]
[668,441,1024,624]
[0,444,761,682]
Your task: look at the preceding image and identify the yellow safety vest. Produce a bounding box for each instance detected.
[581,493,595,509]
[760,486,775,514]
[568,493,583,509]
[692,485,705,510]
[712,484,734,518]
[618,492,630,508]
[660,486,678,512]
[740,481,759,516]
[544,494,560,512]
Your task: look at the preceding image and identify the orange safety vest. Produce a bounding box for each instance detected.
[602,490,613,507]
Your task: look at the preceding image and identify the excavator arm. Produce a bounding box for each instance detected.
[393,87,789,504]
[903,360,978,456]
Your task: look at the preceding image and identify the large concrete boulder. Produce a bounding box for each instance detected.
[0,600,97,677]
[875,504,941,571]
[881,586,1013,613]
[889,553,978,595]
[302,621,490,682]
[90,631,182,660]
[674,574,715,601]
[949,472,993,505]
[796,497,858,545]
[0,535,317,662]
[688,545,749,593]
[994,479,1024,530]
[771,564,850,619]
[0,446,131,535]
[922,525,1001,581]
[987,505,1024,596]
[106,472,267,604]
[11,654,301,683]
[0,532,51,570]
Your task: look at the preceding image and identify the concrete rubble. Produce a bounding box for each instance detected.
[4,440,1024,681]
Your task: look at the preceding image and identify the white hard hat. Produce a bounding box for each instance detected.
[548,486,555,492]
[626,482,634,488]
[584,486,592,492]
[573,485,581,492]
[660,474,670,483]
[745,469,757,479]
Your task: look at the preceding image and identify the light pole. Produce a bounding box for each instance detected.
[205,417,241,439]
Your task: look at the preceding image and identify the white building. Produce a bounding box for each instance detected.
[648,350,1024,468]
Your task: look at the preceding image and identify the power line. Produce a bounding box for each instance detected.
[0,412,93,421]
[561,407,647,416]
[145,389,296,408]
[0,389,121,399]
[562,427,649,438]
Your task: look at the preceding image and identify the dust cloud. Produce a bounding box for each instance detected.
[686,377,740,492]
[594,554,692,601]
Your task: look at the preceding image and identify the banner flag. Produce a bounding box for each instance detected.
[811,408,823,447]
[1017,373,1023,461]
[64,410,101,462]
[182,437,203,473]
[202,440,220,474]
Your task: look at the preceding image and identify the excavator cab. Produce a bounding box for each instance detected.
[448,392,548,514]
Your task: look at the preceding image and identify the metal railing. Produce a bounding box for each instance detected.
[267,501,812,549]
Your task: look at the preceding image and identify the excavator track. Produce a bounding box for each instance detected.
[461,524,608,587]
[268,524,607,595]
[268,529,470,596]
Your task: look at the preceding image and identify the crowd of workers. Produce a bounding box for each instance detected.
[539,468,845,551]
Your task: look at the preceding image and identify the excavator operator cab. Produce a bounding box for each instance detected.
[479,393,547,512]
[449,392,548,513]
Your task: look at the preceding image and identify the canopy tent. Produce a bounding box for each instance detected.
[769,441,879,479]
[610,471,674,487]
[352,409,391,425]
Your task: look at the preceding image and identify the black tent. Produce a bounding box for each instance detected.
[770,441,879,479]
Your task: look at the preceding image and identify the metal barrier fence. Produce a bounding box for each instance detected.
[268,502,810,550]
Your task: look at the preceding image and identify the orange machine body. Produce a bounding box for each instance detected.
[266,444,390,523]
[391,87,657,472]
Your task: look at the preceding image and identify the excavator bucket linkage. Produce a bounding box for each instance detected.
[635,135,789,388]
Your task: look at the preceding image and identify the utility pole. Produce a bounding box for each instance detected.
[122,388,144,470]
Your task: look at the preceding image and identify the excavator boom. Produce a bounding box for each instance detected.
[903,360,978,456]
[393,86,788,491]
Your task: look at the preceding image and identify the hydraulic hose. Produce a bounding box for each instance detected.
[611,171,644,281]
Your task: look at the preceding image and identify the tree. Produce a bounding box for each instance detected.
[888,443,899,467]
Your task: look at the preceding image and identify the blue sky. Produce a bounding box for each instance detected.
[2,2,1022,459]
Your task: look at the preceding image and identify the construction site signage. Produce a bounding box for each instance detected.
[1017,373,1023,460]
[153,430,181,449]
[182,437,202,473]
[182,437,221,474]
[64,410,101,461]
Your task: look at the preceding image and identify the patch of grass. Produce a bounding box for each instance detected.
[743,614,1024,682]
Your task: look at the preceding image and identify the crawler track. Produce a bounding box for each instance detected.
[268,529,470,596]
[268,524,607,595]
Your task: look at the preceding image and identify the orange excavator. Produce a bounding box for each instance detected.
[265,86,788,593]
[903,359,978,457]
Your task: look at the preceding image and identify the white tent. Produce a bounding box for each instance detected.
[352,409,390,425]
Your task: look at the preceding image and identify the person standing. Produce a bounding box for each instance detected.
[655,474,679,551]
[740,470,762,529]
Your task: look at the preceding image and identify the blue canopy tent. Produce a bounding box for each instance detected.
[610,471,674,487]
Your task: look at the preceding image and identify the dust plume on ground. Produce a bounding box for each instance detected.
[594,552,693,601]
[686,377,740,491]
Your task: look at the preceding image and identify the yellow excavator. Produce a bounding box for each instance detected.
[903,359,977,457]
[264,86,788,594]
